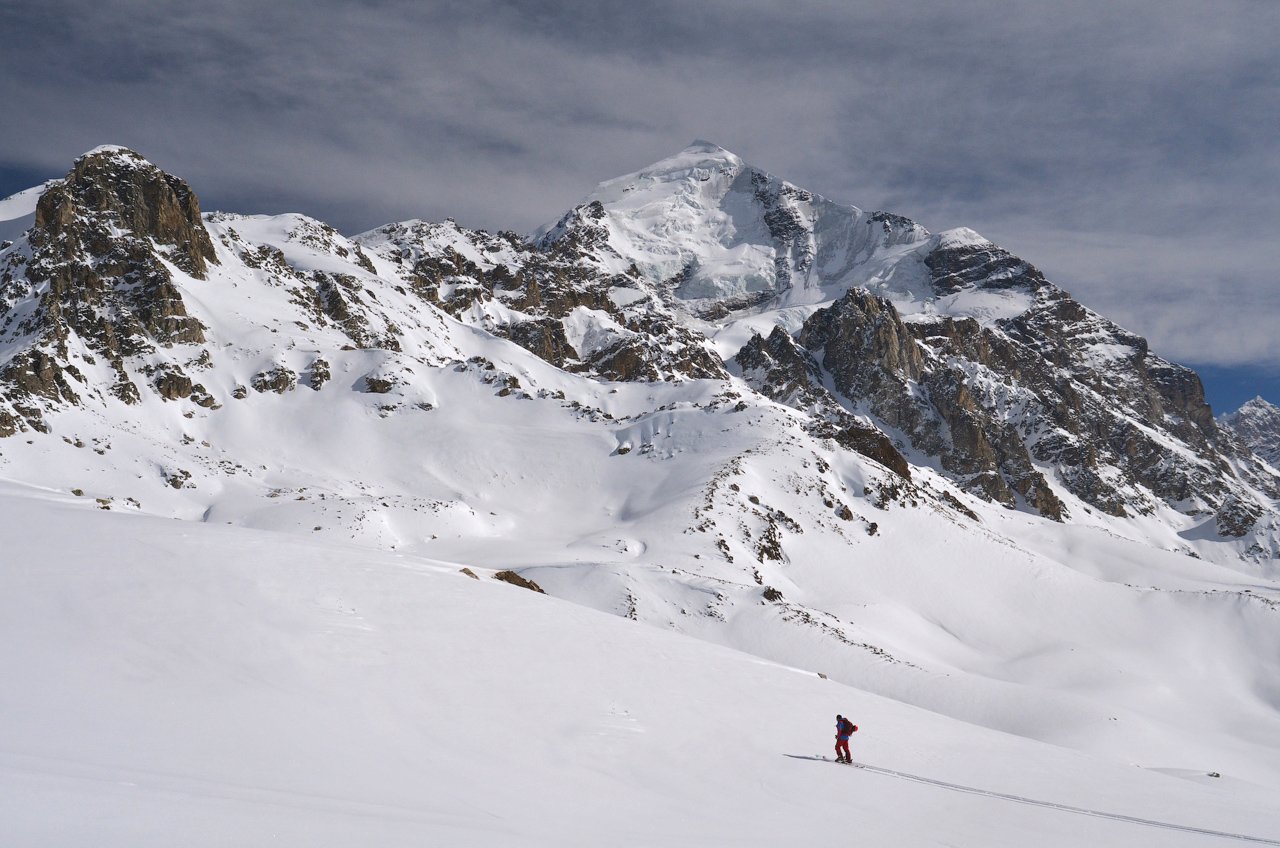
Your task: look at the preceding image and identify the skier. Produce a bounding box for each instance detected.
[834,714,857,763]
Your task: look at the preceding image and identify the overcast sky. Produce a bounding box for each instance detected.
[3,0,1277,409]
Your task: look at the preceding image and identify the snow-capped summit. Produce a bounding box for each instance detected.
[611,137,744,182]
[535,140,931,311]
[520,144,1280,546]
[533,142,1079,337]
[1222,396,1280,468]
[935,226,994,250]
[76,143,150,165]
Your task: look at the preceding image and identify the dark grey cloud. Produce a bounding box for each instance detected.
[2,0,1278,376]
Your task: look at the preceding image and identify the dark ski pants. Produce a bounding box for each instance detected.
[835,738,850,761]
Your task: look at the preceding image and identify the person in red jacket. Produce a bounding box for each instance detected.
[835,714,857,763]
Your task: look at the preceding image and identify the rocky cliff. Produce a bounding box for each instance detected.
[0,147,218,433]
[530,143,1279,554]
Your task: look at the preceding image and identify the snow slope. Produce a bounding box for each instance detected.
[3,484,1278,847]
[0,181,55,243]
[2,283,1277,794]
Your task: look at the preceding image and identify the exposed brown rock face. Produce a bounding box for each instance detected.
[1216,494,1263,538]
[746,236,1267,526]
[829,423,913,481]
[308,358,332,390]
[794,290,1062,515]
[364,220,727,383]
[362,375,396,394]
[734,326,823,409]
[35,147,217,279]
[925,240,1046,295]
[4,349,81,404]
[293,271,395,350]
[0,147,218,432]
[501,318,579,368]
[799,289,924,420]
[734,324,911,480]
[152,365,194,400]
[252,366,298,394]
[493,570,545,593]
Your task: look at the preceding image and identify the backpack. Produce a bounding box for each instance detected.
[840,718,856,736]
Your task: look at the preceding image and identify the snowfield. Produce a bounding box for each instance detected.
[2,483,1279,847]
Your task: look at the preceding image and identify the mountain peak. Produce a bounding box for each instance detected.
[74,144,152,169]
[684,138,733,155]
[935,227,993,250]
[1221,395,1280,468]
[80,143,138,157]
[623,140,744,182]
[1224,395,1280,423]
[33,144,218,279]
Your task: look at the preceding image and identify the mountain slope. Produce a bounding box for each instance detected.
[0,144,1278,821]
[528,142,1280,556]
[3,483,1279,847]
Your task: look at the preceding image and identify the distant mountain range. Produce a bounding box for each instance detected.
[1221,396,1280,469]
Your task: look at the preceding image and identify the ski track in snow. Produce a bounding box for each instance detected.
[785,755,1280,845]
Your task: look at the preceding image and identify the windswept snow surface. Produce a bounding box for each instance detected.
[0,181,56,242]
[2,485,1279,847]
[0,184,47,222]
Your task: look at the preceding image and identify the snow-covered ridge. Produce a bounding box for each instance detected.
[80,143,135,157]
[4,143,1276,555]
[515,142,1280,557]
[3,144,1276,552]
[528,141,1064,344]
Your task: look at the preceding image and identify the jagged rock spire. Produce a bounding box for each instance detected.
[33,146,217,278]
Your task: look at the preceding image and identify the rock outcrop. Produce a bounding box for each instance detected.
[0,147,217,431]
[356,219,727,382]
